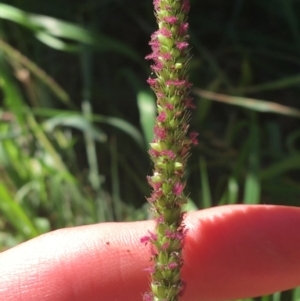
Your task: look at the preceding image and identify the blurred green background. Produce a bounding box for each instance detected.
[0,0,300,299]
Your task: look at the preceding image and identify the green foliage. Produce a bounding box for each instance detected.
[0,0,300,299]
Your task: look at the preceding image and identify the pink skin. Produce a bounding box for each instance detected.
[1,205,300,301]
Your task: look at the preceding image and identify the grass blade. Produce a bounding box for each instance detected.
[194,88,300,118]
[0,183,39,239]
[137,91,156,147]
[244,114,260,204]
[200,156,212,208]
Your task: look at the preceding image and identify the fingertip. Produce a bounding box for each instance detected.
[182,205,300,301]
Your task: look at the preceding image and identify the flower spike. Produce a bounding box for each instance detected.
[144,0,196,301]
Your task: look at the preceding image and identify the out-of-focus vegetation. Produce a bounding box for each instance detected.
[0,0,300,299]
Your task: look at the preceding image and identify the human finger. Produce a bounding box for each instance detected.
[1,205,300,301]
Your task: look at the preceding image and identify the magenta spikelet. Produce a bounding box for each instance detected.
[143,0,197,300]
